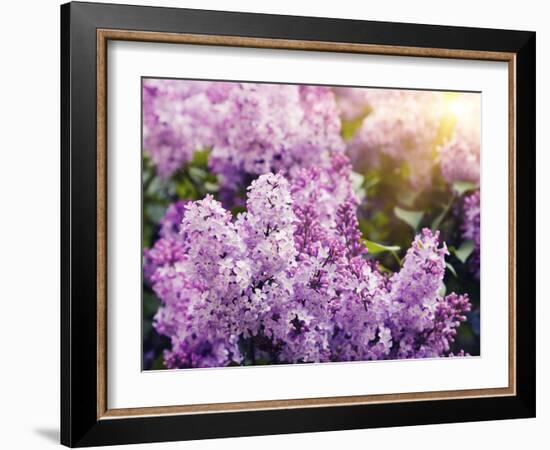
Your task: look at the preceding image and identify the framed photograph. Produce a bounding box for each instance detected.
[61,1,535,447]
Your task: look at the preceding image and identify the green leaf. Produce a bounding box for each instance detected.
[360,215,389,242]
[175,176,198,200]
[230,205,247,217]
[397,161,411,180]
[397,189,419,208]
[394,206,424,230]
[188,166,206,182]
[143,292,161,318]
[363,171,381,191]
[204,181,219,193]
[452,181,477,196]
[142,223,152,249]
[364,239,402,266]
[341,107,370,140]
[453,240,475,263]
[254,358,271,366]
[350,171,366,201]
[146,204,167,223]
[143,319,152,336]
[151,354,166,370]
[376,263,393,274]
[438,282,447,297]
[190,149,210,168]
[364,239,401,254]
[445,262,458,278]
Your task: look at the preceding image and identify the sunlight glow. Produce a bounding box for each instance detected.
[447,96,468,120]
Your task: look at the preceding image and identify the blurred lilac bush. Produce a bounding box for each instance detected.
[343,89,446,189]
[143,80,344,193]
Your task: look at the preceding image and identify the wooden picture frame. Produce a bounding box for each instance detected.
[61,1,535,447]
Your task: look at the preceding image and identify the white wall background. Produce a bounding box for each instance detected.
[0,0,545,448]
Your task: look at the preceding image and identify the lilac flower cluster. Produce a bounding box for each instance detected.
[143,80,344,191]
[438,94,481,187]
[342,89,447,189]
[461,191,481,280]
[386,231,471,358]
[143,200,188,281]
[210,84,345,191]
[143,79,233,178]
[145,156,471,368]
[438,129,480,186]
[158,200,188,239]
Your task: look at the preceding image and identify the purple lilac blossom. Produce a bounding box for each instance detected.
[334,87,406,121]
[208,84,345,191]
[146,158,470,368]
[143,237,187,283]
[143,80,345,191]
[333,86,372,121]
[153,195,250,368]
[461,191,481,280]
[143,200,188,281]
[158,200,188,239]
[386,229,471,358]
[142,79,233,178]
[438,129,480,186]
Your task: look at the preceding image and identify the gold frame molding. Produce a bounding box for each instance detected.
[96,28,516,420]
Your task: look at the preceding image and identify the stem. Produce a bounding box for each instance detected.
[431,196,455,232]
[390,250,403,267]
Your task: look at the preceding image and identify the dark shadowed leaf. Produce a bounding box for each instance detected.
[151,354,166,370]
[231,205,247,217]
[143,292,161,318]
[468,310,481,336]
[394,206,424,230]
[453,240,475,263]
[146,204,167,223]
[397,189,418,208]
